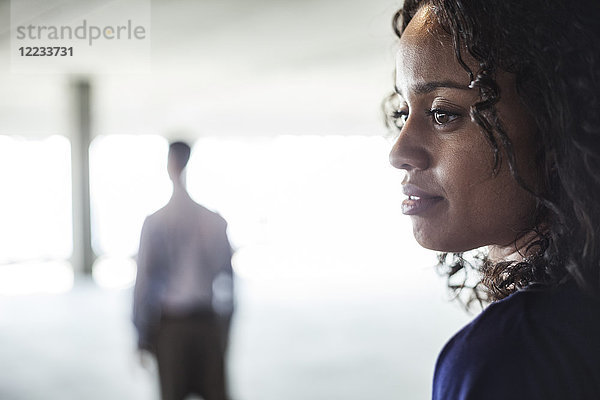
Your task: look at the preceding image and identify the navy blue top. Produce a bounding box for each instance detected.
[433,283,600,399]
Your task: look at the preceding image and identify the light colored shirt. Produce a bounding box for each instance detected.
[133,187,233,347]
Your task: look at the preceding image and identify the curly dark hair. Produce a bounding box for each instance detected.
[388,0,600,304]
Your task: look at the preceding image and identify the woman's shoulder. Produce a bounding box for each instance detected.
[448,282,600,346]
[433,283,600,399]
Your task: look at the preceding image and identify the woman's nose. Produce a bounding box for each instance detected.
[388,121,430,171]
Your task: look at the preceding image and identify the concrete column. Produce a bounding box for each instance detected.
[70,79,95,274]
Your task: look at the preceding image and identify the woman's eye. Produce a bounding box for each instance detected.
[391,110,408,129]
[431,109,458,125]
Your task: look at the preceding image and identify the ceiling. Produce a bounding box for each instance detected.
[0,0,402,139]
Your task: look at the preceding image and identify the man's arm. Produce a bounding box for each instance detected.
[132,218,163,352]
[211,219,234,316]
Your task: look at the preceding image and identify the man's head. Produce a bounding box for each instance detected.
[167,141,191,182]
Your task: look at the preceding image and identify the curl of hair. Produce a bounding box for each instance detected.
[391,0,600,303]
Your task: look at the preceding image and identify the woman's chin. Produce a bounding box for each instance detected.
[413,232,479,254]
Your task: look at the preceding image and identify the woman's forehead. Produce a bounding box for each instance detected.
[394,6,476,97]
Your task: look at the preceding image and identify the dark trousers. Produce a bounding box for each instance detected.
[156,312,228,400]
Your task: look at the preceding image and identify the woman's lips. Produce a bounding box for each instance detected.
[401,195,444,215]
[401,184,444,215]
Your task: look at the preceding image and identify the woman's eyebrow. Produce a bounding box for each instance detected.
[395,80,470,96]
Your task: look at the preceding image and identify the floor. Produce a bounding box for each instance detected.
[0,270,471,400]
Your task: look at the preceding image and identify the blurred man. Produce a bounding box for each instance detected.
[133,141,234,400]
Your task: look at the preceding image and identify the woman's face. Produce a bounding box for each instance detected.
[389,5,539,253]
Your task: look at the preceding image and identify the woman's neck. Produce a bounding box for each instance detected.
[487,230,541,263]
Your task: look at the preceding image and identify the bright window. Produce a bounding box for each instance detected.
[0,135,74,294]
[89,134,171,257]
[0,135,73,262]
[89,135,170,288]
